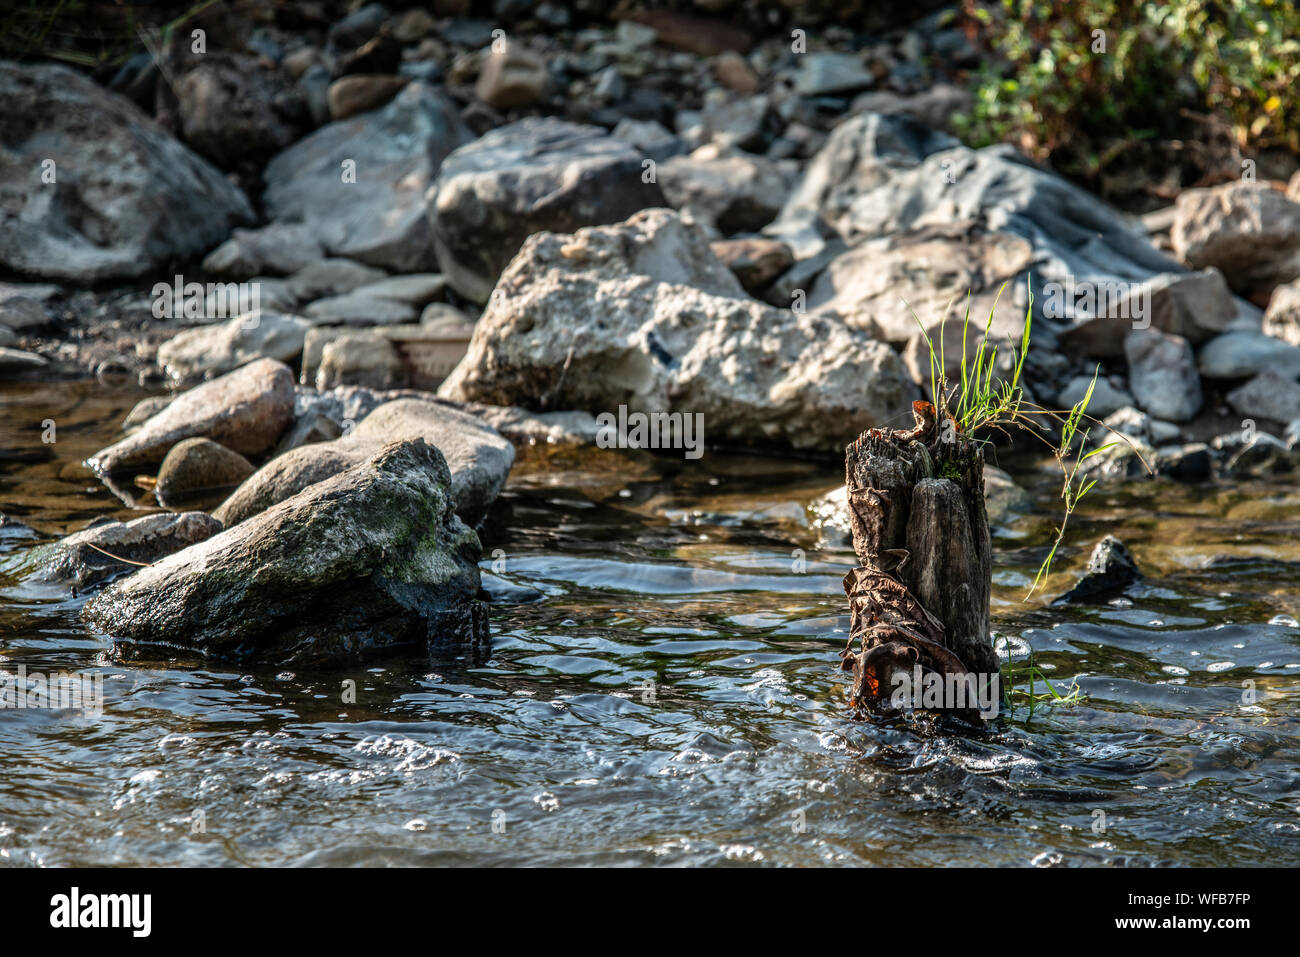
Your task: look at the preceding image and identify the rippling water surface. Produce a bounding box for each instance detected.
[1,380,1298,867]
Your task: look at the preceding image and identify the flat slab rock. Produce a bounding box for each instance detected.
[83,439,487,668]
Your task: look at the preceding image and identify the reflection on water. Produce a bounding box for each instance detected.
[0,380,1298,866]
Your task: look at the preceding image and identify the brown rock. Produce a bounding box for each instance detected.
[86,358,295,476]
[625,10,752,56]
[155,438,256,506]
[328,74,409,120]
[710,238,792,293]
[475,47,547,110]
[715,52,758,94]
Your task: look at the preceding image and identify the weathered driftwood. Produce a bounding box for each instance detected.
[840,402,999,725]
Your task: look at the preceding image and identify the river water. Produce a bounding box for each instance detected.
[1,379,1298,866]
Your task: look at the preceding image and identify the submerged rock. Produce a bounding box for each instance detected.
[438,208,917,453]
[83,440,487,667]
[1053,535,1143,605]
[213,398,514,527]
[29,512,222,590]
[87,358,295,476]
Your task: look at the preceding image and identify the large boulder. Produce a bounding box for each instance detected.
[86,358,295,476]
[427,118,668,303]
[263,82,471,272]
[774,112,1186,336]
[83,440,487,668]
[437,208,918,452]
[27,512,222,589]
[213,398,514,527]
[174,52,306,166]
[0,61,254,282]
[658,144,793,235]
[1172,182,1300,294]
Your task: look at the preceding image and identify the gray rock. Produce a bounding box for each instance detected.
[1101,406,1183,445]
[1053,536,1142,605]
[84,440,487,668]
[658,143,792,235]
[202,223,327,279]
[349,273,446,306]
[1057,375,1133,419]
[1263,278,1300,346]
[315,333,406,390]
[1124,329,1202,422]
[87,358,295,475]
[0,297,50,330]
[155,312,312,383]
[30,511,222,589]
[0,347,48,373]
[286,258,387,301]
[0,326,14,348]
[457,403,602,446]
[1080,433,1158,483]
[1057,268,1239,357]
[1226,371,1300,423]
[700,94,771,151]
[808,227,1035,341]
[0,61,254,282]
[427,118,668,303]
[263,82,471,272]
[303,292,417,326]
[775,113,1182,330]
[214,398,514,527]
[849,84,971,132]
[795,52,875,96]
[1172,182,1300,292]
[155,438,256,506]
[437,208,917,452]
[610,118,687,163]
[1198,330,1300,380]
[272,410,343,455]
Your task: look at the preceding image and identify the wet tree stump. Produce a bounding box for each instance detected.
[839,402,1000,725]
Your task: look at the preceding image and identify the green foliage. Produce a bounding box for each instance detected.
[910,279,1143,599]
[957,0,1300,175]
[1001,647,1085,721]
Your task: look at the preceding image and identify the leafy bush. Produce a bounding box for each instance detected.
[956,0,1300,185]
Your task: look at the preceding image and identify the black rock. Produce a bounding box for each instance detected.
[1053,535,1143,605]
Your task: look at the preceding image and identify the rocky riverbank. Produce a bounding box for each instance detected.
[4,2,1300,665]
